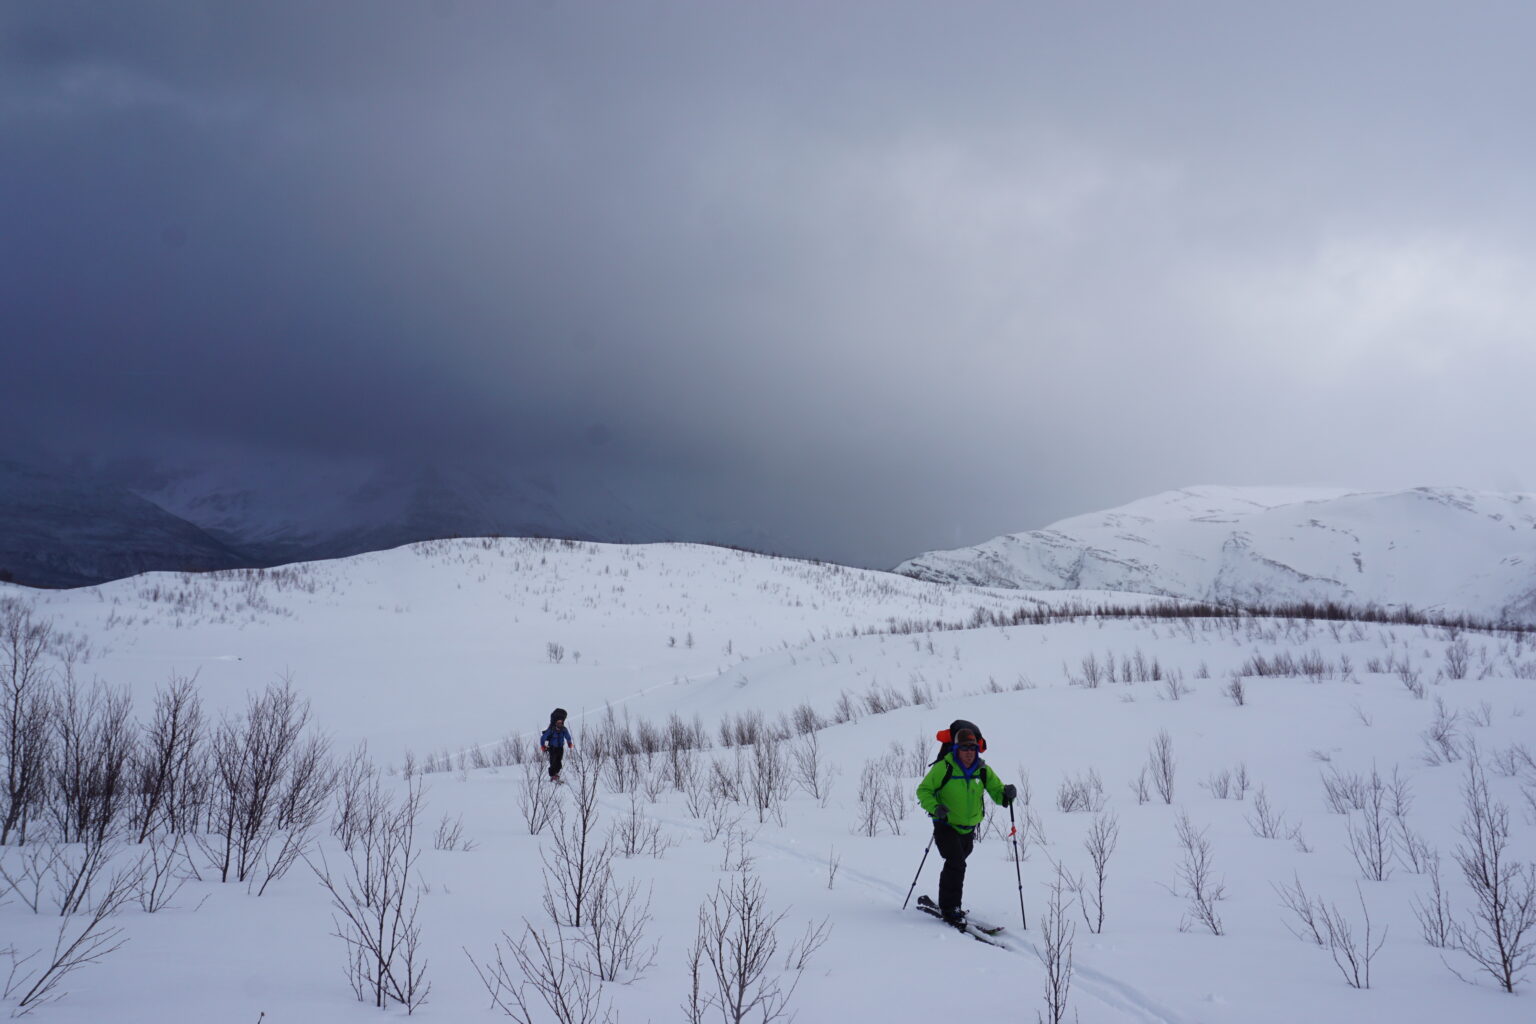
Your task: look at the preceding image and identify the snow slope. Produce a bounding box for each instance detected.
[3,537,1534,1024]
[897,485,1536,624]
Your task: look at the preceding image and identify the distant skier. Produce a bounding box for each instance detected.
[540,708,575,782]
[915,719,1016,928]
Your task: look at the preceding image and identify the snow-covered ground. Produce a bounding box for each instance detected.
[3,537,1534,1022]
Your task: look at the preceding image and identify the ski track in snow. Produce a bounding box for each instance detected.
[619,788,1195,1024]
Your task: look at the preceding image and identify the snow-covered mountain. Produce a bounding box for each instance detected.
[1,447,786,587]
[0,460,249,586]
[897,485,1536,624]
[122,452,675,565]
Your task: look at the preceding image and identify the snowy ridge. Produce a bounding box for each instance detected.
[896,485,1536,624]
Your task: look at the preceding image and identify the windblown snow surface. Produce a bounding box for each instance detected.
[897,485,1536,625]
[4,536,1534,1022]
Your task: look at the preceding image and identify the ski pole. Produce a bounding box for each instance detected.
[1008,802,1027,929]
[902,833,935,910]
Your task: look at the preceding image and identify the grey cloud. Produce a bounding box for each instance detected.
[4,1,1535,566]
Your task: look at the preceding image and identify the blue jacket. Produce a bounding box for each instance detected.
[540,725,573,749]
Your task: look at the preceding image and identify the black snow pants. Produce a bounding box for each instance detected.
[548,746,565,779]
[934,821,975,914]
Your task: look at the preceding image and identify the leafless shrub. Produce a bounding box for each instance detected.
[467,921,612,1024]
[1448,757,1536,992]
[578,873,658,984]
[49,679,134,845]
[1174,812,1225,935]
[1398,659,1425,699]
[790,732,834,806]
[825,847,840,890]
[784,916,832,973]
[604,751,643,796]
[1320,766,1367,814]
[1038,866,1076,1024]
[1078,653,1103,689]
[433,814,475,852]
[1,600,57,846]
[0,839,61,912]
[1245,786,1287,840]
[1412,853,1454,948]
[131,672,206,842]
[2,867,132,1013]
[309,775,431,1013]
[692,873,804,1024]
[1056,769,1105,814]
[746,735,791,825]
[861,682,910,716]
[1275,874,1326,945]
[788,703,823,735]
[1129,766,1151,806]
[1077,812,1118,934]
[542,763,612,928]
[708,753,745,805]
[1346,767,1394,882]
[135,830,192,912]
[1222,674,1246,707]
[1298,648,1332,684]
[332,743,378,851]
[609,797,673,860]
[719,825,756,874]
[1241,650,1297,677]
[830,690,859,726]
[1158,672,1190,701]
[1444,637,1471,680]
[1317,885,1386,989]
[855,761,883,837]
[516,758,556,836]
[202,680,334,887]
[51,831,135,917]
[1148,730,1176,804]
[1421,698,1462,765]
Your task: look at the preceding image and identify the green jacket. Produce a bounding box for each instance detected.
[916,753,1007,832]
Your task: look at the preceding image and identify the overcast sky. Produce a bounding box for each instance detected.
[4,2,1535,567]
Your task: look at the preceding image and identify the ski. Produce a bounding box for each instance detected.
[914,896,1006,946]
[915,895,1005,934]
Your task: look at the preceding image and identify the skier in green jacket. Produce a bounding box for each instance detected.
[915,721,1016,928]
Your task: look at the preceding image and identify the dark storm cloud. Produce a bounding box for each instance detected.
[5,2,1536,566]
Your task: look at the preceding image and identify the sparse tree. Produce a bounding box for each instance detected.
[1,601,55,846]
[309,773,431,1013]
[132,673,206,842]
[1174,811,1225,935]
[1078,811,1119,934]
[1448,757,1536,992]
[1148,730,1176,805]
[467,921,612,1024]
[1037,866,1076,1024]
[693,873,802,1024]
[542,762,612,928]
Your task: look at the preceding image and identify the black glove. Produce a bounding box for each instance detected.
[1001,784,1017,807]
[931,804,949,822]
